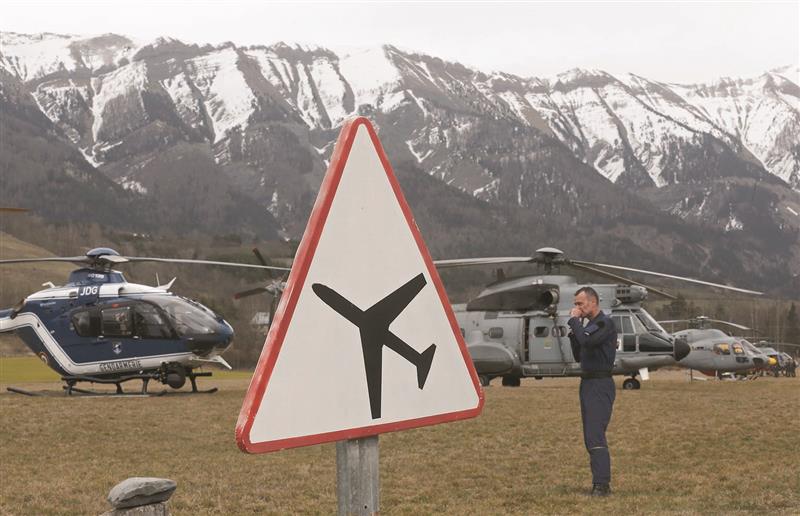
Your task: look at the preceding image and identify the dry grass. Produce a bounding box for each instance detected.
[0,362,798,515]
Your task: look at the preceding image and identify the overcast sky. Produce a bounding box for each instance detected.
[4,1,799,83]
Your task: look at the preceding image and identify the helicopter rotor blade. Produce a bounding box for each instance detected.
[433,257,535,268]
[570,260,763,296]
[0,256,91,265]
[251,247,275,279]
[233,286,271,300]
[706,319,752,331]
[569,262,677,300]
[251,248,269,267]
[122,256,291,271]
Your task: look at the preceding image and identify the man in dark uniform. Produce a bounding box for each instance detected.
[568,286,617,497]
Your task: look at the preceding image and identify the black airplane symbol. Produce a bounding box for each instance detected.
[312,273,436,419]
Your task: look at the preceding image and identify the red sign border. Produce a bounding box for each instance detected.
[236,117,484,454]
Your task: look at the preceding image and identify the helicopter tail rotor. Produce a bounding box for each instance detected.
[232,248,288,326]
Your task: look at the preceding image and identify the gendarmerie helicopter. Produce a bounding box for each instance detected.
[431,248,762,389]
[0,247,289,396]
[661,317,776,379]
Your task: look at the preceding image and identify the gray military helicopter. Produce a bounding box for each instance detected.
[660,317,774,379]
[434,248,762,389]
[234,247,761,390]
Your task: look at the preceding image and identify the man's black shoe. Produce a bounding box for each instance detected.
[590,483,611,497]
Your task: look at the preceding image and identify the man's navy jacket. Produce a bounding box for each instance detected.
[568,311,617,372]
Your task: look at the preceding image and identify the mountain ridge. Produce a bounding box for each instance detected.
[1,31,798,295]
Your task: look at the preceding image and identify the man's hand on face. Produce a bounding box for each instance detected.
[570,307,583,319]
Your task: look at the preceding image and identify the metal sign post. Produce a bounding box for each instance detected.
[336,436,379,516]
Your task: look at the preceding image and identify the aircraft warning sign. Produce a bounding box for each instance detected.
[236,117,484,453]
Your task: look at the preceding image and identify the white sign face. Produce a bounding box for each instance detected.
[237,118,483,453]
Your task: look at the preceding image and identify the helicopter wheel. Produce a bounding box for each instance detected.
[622,378,640,390]
[478,375,491,387]
[502,376,521,387]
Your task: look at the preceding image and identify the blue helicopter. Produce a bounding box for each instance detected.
[0,247,289,396]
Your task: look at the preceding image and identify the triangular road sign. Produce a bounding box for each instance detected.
[236,117,484,453]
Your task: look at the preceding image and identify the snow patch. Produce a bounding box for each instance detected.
[338,47,401,108]
[90,60,149,142]
[0,32,80,81]
[267,190,280,216]
[119,177,148,194]
[187,47,256,143]
[161,72,204,131]
[405,140,433,163]
[724,214,743,232]
[473,178,500,199]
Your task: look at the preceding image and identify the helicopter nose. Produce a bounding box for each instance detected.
[673,339,691,362]
[187,322,234,356]
[187,335,222,356]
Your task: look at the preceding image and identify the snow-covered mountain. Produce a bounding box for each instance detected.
[3,32,797,192]
[2,31,799,292]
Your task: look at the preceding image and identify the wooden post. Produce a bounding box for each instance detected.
[336,436,379,516]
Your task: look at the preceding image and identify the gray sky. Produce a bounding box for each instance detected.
[4,1,799,83]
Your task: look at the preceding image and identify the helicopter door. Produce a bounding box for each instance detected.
[613,315,637,352]
[525,317,567,364]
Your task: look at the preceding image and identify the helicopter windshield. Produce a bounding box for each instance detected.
[156,297,219,336]
[740,339,761,355]
[635,310,669,335]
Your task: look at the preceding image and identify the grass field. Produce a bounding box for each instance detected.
[1,358,798,515]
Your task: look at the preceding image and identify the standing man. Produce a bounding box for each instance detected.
[568,287,617,497]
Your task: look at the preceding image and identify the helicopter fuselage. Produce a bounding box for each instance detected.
[0,273,234,380]
[672,329,771,376]
[454,275,686,385]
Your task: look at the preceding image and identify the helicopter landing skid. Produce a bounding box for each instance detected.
[58,370,218,396]
[6,370,218,397]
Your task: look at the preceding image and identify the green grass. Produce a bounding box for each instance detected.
[0,357,254,384]
[1,371,798,515]
[0,356,60,383]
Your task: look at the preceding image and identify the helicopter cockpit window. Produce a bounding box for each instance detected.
[101,306,133,337]
[740,340,760,354]
[732,344,745,355]
[71,310,97,337]
[713,343,731,355]
[630,315,647,335]
[157,297,217,336]
[534,326,549,338]
[134,303,172,339]
[635,310,669,335]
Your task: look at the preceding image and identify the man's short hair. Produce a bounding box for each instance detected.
[575,286,599,303]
